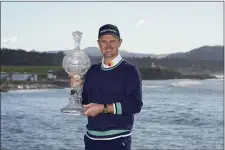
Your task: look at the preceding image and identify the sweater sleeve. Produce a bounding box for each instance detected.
[115,65,143,115]
[81,76,88,105]
[81,67,92,105]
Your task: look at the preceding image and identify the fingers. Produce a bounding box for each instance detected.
[83,103,93,108]
[83,109,92,116]
[68,74,81,80]
[68,74,74,78]
[83,103,94,116]
[84,110,88,116]
[84,110,96,117]
[69,78,75,87]
[74,74,81,79]
[68,74,74,87]
[68,74,83,87]
[83,103,101,117]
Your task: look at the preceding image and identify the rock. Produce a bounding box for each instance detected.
[0,85,8,92]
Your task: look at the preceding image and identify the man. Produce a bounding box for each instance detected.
[70,24,143,150]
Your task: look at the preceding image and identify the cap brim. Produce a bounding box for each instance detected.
[98,33,120,39]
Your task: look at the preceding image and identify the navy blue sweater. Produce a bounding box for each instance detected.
[82,60,143,139]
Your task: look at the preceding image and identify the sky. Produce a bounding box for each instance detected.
[1,1,223,54]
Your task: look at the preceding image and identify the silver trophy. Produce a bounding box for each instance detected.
[61,31,91,115]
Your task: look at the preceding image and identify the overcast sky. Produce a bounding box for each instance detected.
[1,2,223,54]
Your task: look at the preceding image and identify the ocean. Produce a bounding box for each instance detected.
[1,77,224,150]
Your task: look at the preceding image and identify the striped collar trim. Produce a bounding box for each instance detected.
[86,129,131,140]
[101,59,124,71]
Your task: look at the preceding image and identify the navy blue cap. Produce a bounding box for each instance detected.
[98,24,120,39]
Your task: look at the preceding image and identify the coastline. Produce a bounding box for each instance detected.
[0,80,69,92]
[0,75,221,92]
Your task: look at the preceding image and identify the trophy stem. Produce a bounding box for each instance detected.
[75,42,80,50]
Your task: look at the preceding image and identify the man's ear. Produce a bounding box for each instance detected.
[97,40,100,47]
[118,39,122,47]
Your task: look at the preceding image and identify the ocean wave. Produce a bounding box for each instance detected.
[214,74,224,79]
[7,88,64,94]
[7,89,50,93]
[171,80,202,88]
[142,85,164,88]
[170,117,209,126]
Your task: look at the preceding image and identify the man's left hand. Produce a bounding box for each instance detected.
[83,103,104,117]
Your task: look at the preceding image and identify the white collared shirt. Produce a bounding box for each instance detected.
[101,53,123,69]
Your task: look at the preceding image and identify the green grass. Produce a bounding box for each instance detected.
[1,66,63,75]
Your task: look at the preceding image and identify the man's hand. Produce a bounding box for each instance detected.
[83,103,104,117]
[69,74,83,87]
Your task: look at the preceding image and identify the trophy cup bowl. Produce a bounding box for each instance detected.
[60,31,91,115]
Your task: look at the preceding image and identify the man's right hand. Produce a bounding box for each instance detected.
[69,74,83,87]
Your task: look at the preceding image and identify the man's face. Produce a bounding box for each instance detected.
[97,34,122,59]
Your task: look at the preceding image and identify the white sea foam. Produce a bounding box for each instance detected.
[214,74,224,79]
[143,85,163,88]
[171,80,202,88]
[8,89,52,93]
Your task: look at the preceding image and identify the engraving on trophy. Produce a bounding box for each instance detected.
[61,31,91,115]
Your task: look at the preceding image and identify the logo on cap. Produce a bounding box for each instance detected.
[100,29,117,34]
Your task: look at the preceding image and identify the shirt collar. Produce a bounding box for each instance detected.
[101,53,123,69]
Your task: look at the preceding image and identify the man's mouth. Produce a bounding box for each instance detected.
[105,49,113,52]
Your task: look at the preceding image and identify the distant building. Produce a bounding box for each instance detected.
[47,70,57,80]
[1,72,11,81]
[1,72,37,81]
[151,62,157,68]
[150,63,165,69]
[47,70,53,79]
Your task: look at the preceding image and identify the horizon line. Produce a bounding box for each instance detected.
[1,44,224,55]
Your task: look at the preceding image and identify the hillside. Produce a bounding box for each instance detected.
[166,45,224,61]
[1,45,223,75]
[61,47,168,59]
[47,45,223,61]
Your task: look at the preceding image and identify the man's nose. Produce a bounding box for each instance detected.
[106,43,112,48]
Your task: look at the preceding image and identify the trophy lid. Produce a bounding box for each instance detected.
[72,31,83,50]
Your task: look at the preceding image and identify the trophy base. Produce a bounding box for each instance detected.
[61,106,84,116]
[61,109,81,116]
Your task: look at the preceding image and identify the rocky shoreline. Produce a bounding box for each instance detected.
[0,81,69,92]
[0,75,220,92]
